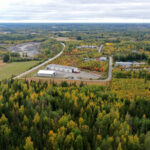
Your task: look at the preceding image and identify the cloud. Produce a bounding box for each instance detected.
[0,0,150,22]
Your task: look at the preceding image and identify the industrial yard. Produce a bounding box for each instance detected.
[37,64,101,80]
[45,70,101,80]
[8,42,41,57]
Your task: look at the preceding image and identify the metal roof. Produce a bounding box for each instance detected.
[100,57,107,60]
[116,62,133,65]
[38,70,55,74]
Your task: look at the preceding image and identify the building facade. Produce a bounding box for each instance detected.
[37,70,56,77]
[46,64,80,73]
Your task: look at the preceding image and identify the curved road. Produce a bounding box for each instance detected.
[102,56,113,81]
[13,43,65,79]
[98,44,104,53]
[14,42,113,82]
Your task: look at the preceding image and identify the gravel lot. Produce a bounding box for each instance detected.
[48,70,101,80]
[8,42,41,57]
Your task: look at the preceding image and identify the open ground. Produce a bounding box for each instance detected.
[8,42,41,57]
[0,60,40,81]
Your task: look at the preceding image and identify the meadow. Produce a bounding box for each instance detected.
[0,60,40,81]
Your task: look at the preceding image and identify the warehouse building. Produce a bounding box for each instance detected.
[76,45,98,49]
[115,62,133,67]
[99,57,107,61]
[46,64,80,73]
[115,61,146,67]
[37,70,56,77]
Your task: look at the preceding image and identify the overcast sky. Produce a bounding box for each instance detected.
[0,0,150,23]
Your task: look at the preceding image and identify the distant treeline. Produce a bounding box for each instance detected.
[114,70,150,80]
[114,53,148,61]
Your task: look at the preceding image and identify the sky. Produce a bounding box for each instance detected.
[0,0,150,23]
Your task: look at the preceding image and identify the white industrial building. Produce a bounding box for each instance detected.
[46,64,80,73]
[37,70,56,77]
[115,61,146,67]
[99,57,107,61]
[76,45,98,49]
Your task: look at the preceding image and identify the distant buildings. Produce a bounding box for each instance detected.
[83,57,107,62]
[99,57,107,61]
[37,70,56,77]
[115,61,145,67]
[46,64,80,73]
[132,50,138,53]
[77,45,98,49]
[83,58,95,61]
[0,31,11,35]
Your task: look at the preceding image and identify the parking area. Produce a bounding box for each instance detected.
[43,70,101,80]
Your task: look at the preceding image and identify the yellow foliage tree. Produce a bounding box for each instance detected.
[24,136,34,150]
[117,143,123,150]
[33,112,40,124]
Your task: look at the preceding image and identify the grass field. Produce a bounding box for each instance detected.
[0,61,40,81]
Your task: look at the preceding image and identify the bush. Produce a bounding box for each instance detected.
[3,54,10,62]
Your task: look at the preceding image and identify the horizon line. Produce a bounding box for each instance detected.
[1,22,150,24]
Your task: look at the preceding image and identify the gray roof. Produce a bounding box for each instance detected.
[100,57,107,60]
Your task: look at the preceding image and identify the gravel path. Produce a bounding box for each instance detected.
[98,44,104,53]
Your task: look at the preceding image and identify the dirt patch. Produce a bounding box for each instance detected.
[0,60,5,67]
[55,37,77,41]
[8,42,41,58]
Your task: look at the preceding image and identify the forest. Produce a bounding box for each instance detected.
[40,39,63,59]
[0,79,150,150]
[113,70,150,80]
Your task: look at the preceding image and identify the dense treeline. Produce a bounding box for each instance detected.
[2,52,40,63]
[40,39,63,58]
[113,70,150,80]
[0,80,150,150]
[0,34,35,41]
[114,53,148,61]
[0,34,45,44]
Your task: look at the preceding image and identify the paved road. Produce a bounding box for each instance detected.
[98,44,104,53]
[75,56,113,82]
[102,56,113,81]
[13,43,65,79]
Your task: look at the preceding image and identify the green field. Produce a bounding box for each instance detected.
[0,61,40,81]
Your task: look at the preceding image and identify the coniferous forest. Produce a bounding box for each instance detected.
[0,80,150,150]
